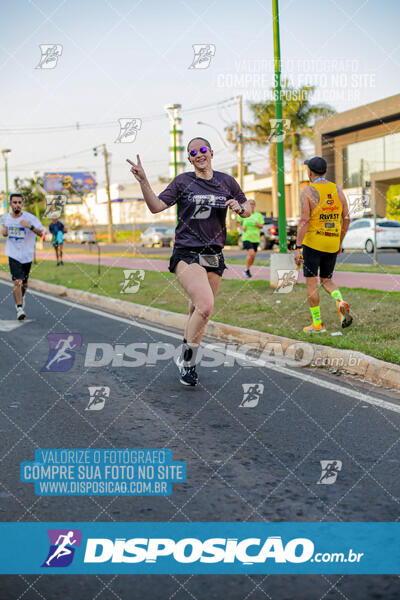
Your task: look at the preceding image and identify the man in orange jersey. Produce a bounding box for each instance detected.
[294,156,353,333]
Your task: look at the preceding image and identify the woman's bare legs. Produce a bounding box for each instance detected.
[175,261,221,345]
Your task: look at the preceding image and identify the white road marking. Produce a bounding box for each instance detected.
[1,280,400,414]
[0,319,33,332]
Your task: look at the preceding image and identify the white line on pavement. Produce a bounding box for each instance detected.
[1,280,400,415]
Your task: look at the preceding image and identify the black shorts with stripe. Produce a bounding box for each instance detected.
[302,245,338,279]
[8,257,32,282]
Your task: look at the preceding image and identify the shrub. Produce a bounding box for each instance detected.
[226,230,239,246]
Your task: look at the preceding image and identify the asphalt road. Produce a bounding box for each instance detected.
[0,280,399,599]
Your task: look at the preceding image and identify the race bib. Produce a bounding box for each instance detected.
[8,226,25,241]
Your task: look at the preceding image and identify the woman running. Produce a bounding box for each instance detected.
[127,137,251,387]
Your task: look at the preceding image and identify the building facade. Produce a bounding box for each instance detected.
[314,93,400,217]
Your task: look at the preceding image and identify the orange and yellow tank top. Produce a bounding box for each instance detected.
[302,182,342,253]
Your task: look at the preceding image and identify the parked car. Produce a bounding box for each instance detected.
[342,218,400,253]
[239,217,297,250]
[77,230,95,244]
[166,228,175,248]
[65,230,95,244]
[285,218,298,250]
[140,226,174,248]
[63,230,77,243]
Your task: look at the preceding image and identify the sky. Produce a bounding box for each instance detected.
[0,0,399,190]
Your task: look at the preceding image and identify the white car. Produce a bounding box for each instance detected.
[342,218,400,253]
[75,230,95,244]
[65,230,95,244]
[140,227,174,248]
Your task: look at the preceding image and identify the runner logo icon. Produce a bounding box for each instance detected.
[317,460,342,485]
[41,334,82,372]
[86,386,110,411]
[43,194,67,219]
[36,44,63,69]
[274,269,299,293]
[239,383,264,408]
[115,118,142,143]
[120,269,145,294]
[188,44,216,69]
[42,529,82,567]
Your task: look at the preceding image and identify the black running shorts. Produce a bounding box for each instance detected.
[169,246,227,277]
[243,241,259,252]
[302,244,338,279]
[8,257,32,282]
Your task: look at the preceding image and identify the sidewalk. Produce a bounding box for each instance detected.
[35,251,400,292]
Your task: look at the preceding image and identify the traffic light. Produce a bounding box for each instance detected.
[226,128,237,143]
[93,147,98,157]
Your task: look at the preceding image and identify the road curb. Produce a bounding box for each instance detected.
[2,272,400,391]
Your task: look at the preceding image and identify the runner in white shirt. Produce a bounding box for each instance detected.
[1,193,44,320]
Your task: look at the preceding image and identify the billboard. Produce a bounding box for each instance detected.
[43,172,96,194]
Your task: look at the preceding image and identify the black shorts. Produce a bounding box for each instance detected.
[8,257,32,282]
[169,246,227,277]
[302,245,338,279]
[243,241,259,252]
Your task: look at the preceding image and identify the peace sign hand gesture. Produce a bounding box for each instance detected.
[126,155,147,183]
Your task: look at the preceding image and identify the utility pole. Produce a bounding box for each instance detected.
[132,201,137,257]
[94,145,114,244]
[272,0,287,253]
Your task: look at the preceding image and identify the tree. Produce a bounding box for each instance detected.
[14,176,47,216]
[244,82,336,217]
[386,184,400,220]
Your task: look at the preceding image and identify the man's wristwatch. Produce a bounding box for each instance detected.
[294,243,302,250]
[30,225,35,231]
[238,206,245,216]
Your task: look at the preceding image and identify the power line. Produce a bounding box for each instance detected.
[0,98,238,135]
[11,147,96,169]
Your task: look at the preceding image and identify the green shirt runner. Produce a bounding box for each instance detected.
[238,211,264,243]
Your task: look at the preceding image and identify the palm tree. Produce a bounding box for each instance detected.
[246,82,336,217]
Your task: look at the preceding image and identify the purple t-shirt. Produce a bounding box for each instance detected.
[159,171,247,249]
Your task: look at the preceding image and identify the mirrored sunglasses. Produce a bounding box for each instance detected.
[189,146,209,157]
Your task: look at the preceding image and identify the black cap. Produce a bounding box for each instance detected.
[304,156,327,174]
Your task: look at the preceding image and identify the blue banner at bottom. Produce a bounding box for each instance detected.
[0,522,398,574]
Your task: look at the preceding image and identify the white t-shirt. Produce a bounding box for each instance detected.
[1,211,44,264]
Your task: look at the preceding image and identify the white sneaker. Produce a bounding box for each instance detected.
[16,306,26,320]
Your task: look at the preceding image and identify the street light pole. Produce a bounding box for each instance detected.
[272,0,287,253]
[165,104,184,181]
[32,171,40,218]
[373,189,378,267]
[173,122,178,178]
[196,121,229,149]
[237,95,244,192]
[165,104,184,224]
[1,149,11,212]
